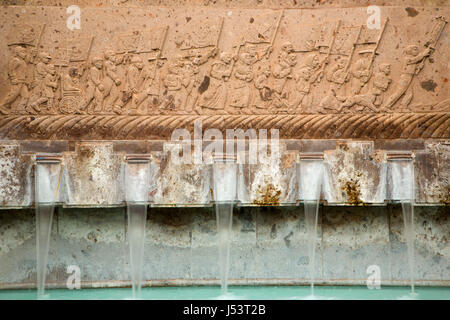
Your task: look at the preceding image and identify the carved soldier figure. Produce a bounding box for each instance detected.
[0,46,31,114]
[110,53,128,114]
[141,58,165,111]
[251,64,272,114]
[125,55,151,114]
[289,52,323,113]
[33,52,51,87]
[103,50,122,113]
[384,44,432,111]
[228,43,269,113]
[81,56,105,114]
[29,51,53,113]
[181,58,199,113]
[272,42,297,109]
[371,63,392,107]
[349,50,372,95]
[162,55,185,112]
[30,63,58,113]
[197,52,233,114]
[184,47,217,112]
[317,58,350,113]
[339,63,392,113]
[42,63,58,112]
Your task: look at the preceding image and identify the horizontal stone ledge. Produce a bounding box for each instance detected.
[1,140,448,207]
[1,278,448,290]
[0,113,449,140]
[0,203,447,210]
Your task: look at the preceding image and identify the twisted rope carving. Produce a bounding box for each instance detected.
[0,113,448,140]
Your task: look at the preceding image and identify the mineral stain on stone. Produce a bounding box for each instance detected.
[405,7,419,17]
[340,178,363,206]
[253,183,281,206]
[198,76,210,94]
[421,80,437,92]
[283,231,293,248]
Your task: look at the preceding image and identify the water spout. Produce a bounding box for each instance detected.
[298,154,324,297]
[388,153,415,294]
[35,156,63,299]
[212,154,237,296]
[125,156,151,299]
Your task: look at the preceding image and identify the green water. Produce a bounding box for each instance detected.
[0,286,448,300]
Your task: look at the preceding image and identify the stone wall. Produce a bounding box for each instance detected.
[0,205,448,288]
[1,140,449,207]
[0,1,448,289]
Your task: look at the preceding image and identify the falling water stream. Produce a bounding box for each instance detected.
[35,157,62,299]
[125,157,151,299]
[298,157,324,297]
[212,156,237,296]
[304,200,320,296]
[215,202,234,295]
[401,201,415,294]
[389,157,415,294]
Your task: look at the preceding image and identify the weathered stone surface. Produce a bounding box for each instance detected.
[0,0,448,293]
[415,141,450,204]
[322,206,390,283]
[0,3,448,207]
[0,6,448,140]
[63,143,125,206]
[0,139,448,206]
[239,145,297,205]
[152,144,212,205]
[389,205,449,284]
[0,143,33,207]
[324,141,386,204]
[0,205,448,288]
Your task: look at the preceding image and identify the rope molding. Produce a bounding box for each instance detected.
[0,113,448,140]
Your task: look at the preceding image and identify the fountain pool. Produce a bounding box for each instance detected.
[0,286,448,300]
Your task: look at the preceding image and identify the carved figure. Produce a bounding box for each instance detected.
[162,55,185,112]
[339,63,391,112]
[60,67,83,114]
[181,58,199,113]
[110,53,128,114]
[0,46,31,114]
[32,51,51,88]
[349,50,372,95]
[103,50,122,114]
[272,42,297,110]
[29,51,53,113]
[124,55,152,115]
[228,43,270,113]
[317,58,350,113]
[30,63,58,113]
[289,52,323,113]
[383,44,432,111]
[371,63,392,107]
[184,47,217,112]
[81,56,105,114]
[197,52,233,113]
[143,59,164,111]
[252,65,272,114]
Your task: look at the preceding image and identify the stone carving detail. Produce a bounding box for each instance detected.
[0,8,448,139]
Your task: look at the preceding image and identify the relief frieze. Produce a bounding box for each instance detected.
[0,6,448,139]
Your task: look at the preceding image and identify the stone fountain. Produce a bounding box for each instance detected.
[0,1,448,295]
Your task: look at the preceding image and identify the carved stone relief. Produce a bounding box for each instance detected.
[0,6,448,139]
